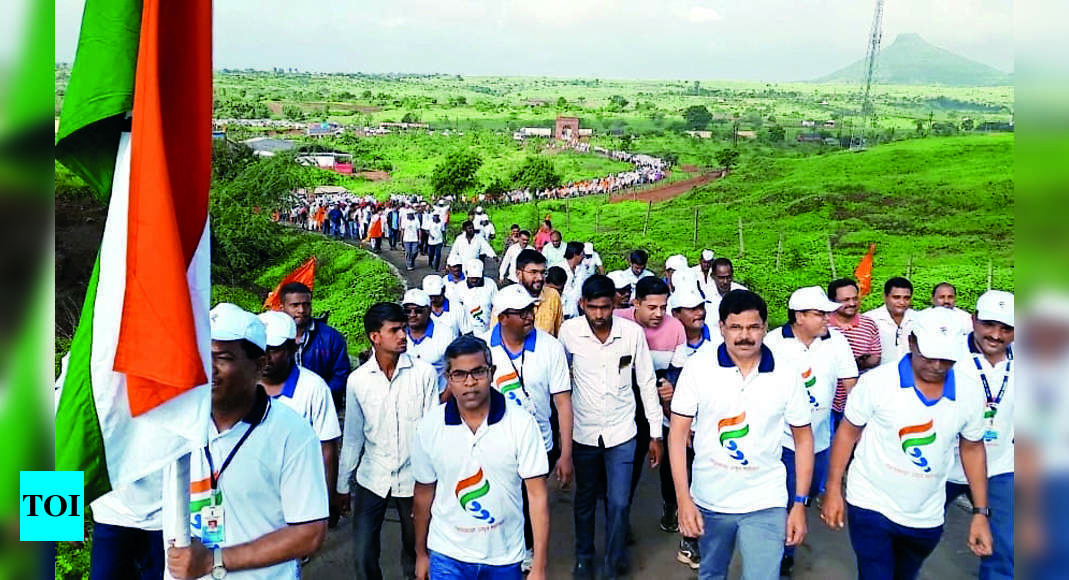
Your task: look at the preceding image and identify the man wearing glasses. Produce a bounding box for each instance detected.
[411,336,550,580]
[404,289,460,394]
[481,285,575,572]
[511,249,563,337]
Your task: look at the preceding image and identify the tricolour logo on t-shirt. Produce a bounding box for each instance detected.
[455,467,496,524]
[495,371,524,408]
[898,420,936,473]
[718,412,750,466]
[801,368,818,407]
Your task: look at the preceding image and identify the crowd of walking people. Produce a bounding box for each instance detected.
[87,196,1015,580]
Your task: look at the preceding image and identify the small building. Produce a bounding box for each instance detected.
[513,127,553,141]
[306,122,343,138]
[242,137,297,157]
[800,120,816,128]
[555,116,581,141]
[796,133,824,143]
[823,120,836,128]
[685,130,713,139]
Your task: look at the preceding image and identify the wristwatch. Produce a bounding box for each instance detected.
[211,547,227,579]
[971,506,991,517]
[792,495,811,507]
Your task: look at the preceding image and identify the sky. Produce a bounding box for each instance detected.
[54,0,1013,81]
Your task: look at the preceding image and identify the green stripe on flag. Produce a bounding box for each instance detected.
[900,432,937,453]
[54,0,142,199]
[719,425,749,445]
[55,256,111,503]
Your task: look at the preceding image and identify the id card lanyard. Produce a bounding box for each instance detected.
[973,348,1012,425]
[205,405,266,505]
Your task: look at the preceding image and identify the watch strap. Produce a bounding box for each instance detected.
[792,495,811,507]
[971,506,991,517]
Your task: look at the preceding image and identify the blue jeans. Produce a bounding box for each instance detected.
[574,437,636,576]
[782,446,829,558]
[428,551,521,579]
[946,472,1013,580]
[847,504,943,580]
[427,243,443,271]
[405,241,419,269]
[697,506,785,580]
[89,522,164,580]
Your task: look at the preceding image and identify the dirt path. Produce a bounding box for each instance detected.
[609,171,725,204]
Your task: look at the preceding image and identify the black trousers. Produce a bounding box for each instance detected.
[351,483,416,580]
[521,444,561,549]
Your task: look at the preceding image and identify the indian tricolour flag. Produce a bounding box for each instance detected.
[55,0,213,504]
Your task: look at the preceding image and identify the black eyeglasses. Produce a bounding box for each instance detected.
[503,308,535,319]
[447,366,491,382]
[403,306,427,315]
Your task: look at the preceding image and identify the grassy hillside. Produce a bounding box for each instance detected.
[475,134,1013,326]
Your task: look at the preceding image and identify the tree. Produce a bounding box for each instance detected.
[282,104,305,121]
[608,95,629,111]
[556,96,568,109]
[510,156,562,191]
[401,111,419,123]
[715,148,740,171]
[961,118,974,131]
[683,105,713,130]
[431,150,483,197]
[763,125,786,143]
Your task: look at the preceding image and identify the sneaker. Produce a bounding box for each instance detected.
[780,554,795,577]
[659,504,679,533]
[677,538,700,570]
[522,549,533,573]
[573,560,595,580]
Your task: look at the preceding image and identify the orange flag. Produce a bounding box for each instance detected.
[854,243,876,298]
[263,257,317,311]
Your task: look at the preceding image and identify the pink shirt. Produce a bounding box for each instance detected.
[617,308,687,371]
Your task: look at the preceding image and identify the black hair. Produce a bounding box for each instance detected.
[827,278,859,301]
[363,302,407,335]
[719,289,767,323]
[544,219,553,228]
[279,282,312,301]
[931,281,956,297]
[519,230,531,238]
[712,257,734,272]
[564,241,585,259]
[787,309,798,325]
[634,276,670,301]
[444,335,492,370]
[629,249,649,265]
[550,230,563,239]
[462,220,474,229]
[582,274,616,301]
[546,266,568,288]
[238,339,266,360]
[884,277,913,295]
[510,223,520,230]
[515,248,547,270]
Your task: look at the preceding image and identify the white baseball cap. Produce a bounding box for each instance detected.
[670,289,705,310]
[257,310,297,347]
[910,308,961,361]
[476,205,484,213]
[975,290,1014,327]
[446,253,464,267]
[583,242,594,256]
[422,275,445,296]
[210,303,267,351]
[671,268,698,293]
[607,270,631,290]
[788,286,842,312]
[701,249,715,262]
[665,254,688,272]
[464,259,484,278]
[402,288,431,307]
[494,284,537,313]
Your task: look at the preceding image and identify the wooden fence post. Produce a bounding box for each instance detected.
[693,207,700,247]
[644,200,652,235]
[776,233,783,271]
[737,216,744,257]
[987,260,993,290]
[595,208,599,234]
[827,236,836,278]
[906,255,913,279]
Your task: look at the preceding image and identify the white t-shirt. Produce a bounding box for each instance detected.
[702,282,749,332]
[500,243,528,283]
[581,253,603,278]
[480,326,571,451]
[272,365,341,442]
[948,334,1014,483]
[431,299,466,338]
[862,305,918,367]
[91,473,163,530]
[407,319,460,391]
[671,343,811,514]
[542,243,565,267]
[402,216,421,243]
[189,390,328,580]
[765,326,858,453]
[844,355,986,528]
[612,267,654,300]
[411,390,549,566]
[457,281,498,335]
[427,221,445,245]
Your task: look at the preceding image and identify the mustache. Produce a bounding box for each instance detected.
[733,340,756,347]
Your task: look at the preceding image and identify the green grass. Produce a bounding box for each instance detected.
[475,133,1014,326]
[211,228,404,354]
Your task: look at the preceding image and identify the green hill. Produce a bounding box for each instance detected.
[480,134,1014,325]
[816,33,1012,87]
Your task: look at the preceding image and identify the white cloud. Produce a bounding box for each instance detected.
[687,6,722,23]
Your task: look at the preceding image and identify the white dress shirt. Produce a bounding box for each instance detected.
[449,233,497,264]
[862,305,918,367]
[338,352,440,497]
[558,316,660,448]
